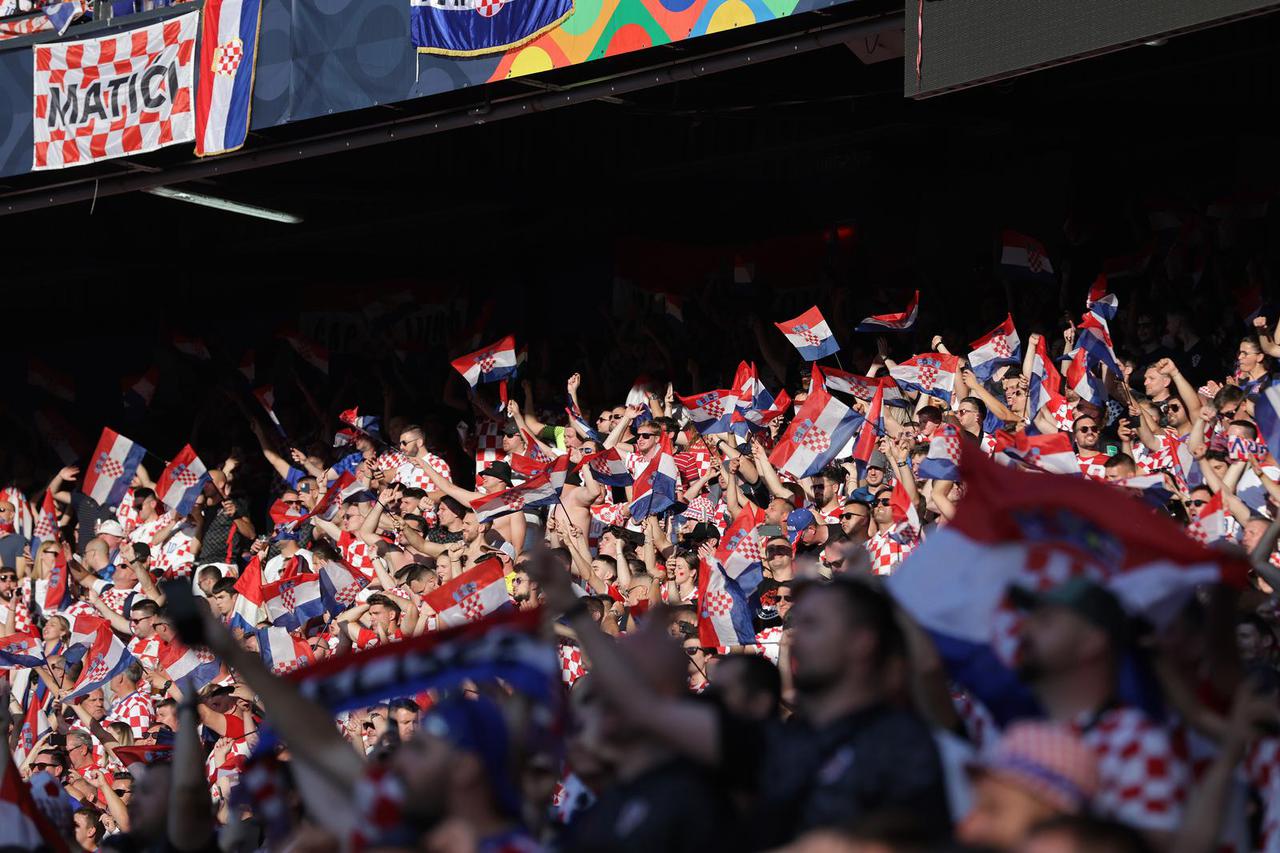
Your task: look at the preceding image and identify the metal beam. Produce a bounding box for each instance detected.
[0,11,899,217]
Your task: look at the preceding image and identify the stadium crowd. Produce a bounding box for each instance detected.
[7,213,1280,853]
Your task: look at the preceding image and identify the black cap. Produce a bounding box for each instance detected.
[478,461,514,486]
[1009,578,1132,647]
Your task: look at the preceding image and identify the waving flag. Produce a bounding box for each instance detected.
[159,642,221,693]
[1076,311,1122,375]
[715,503,767,580]
[0,635,45,667]
[775,306,840,361]
[122,368,159,409]
[337,407,380,440]
[917,424,963,482]
[565,404,603,443]
[1027,335,1063,416]
[317,559,370,615]
[13,693,52,767]
[850,381,885,466]
[697,556,758,648]
[679,389,739,435]
[44,550,70,612]
[471,472,560,523]
[576,448,633,487]
[451,336,519,387]
[194,0,264,156]
[28,359,74,403]
[261,573,325,633]
[1256,387,1280,459]
[281,329,329,375]
[231,556,266,635]
[888,354,960,404]
[254,386,284,435]
[67,615,109,651]
[292,471,357,527]
[1186,492,1228,545]
[992,431,1079,476]
[1000,231,1055,282]
[769,381,861,480]
[256,626,315,675]
[855,291,919,333]
[1114,474,1174,508]
[886,447,1250,725]
[630,439,679,519]
[818,366,907,407]
[1086,275,1118,321]
[30,490,58,555]
[0,736,69,853]
[969,315,1022,382]
[729,361,790,435]
[155,444,210,517]
[424,558,511,628]
[82,428,147,509]
[1065,347,1105,407]
[64,624,135,701]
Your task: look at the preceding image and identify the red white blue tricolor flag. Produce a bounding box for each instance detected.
[156,444,210,517]
[424,559,511,628]
[968,314,1022,382]
[450,335,519,387]
[411,0,573,57]
[768,380,860,480]
[888,353,960,404]
[194,0,263,156]
[679,389,739,435]
[82,428,147,509]
[775,306,840,361]
[1000,230,1055,282]
[855,290,919,333]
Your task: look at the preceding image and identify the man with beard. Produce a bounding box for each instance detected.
[529,554,950,850]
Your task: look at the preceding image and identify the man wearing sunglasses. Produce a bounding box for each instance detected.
[1072,416,1109,481]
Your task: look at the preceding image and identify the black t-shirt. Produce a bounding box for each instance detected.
[717,702,951,849]
[70,491,116,554]
[564,758,730,853]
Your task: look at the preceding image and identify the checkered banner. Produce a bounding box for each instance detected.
[32,11,197,170]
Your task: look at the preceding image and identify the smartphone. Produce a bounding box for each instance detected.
[758,523,783,539]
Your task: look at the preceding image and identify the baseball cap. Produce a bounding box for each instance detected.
[967,722,1099,814]
[1008,578,1132,646]
[867,451,889,472]
[786,508,816,543]
[97,519,126,538]
[478,461,514,486]
[501,420,521,438]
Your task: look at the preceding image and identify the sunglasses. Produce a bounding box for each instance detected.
[766,548,791,558]
[636,433,658,439]
[1188,499,1208,507]
[0,575,16,582]
[399,439,415,447]
[113,788,130,797]
[840,512,866,520]
[683,647,704,656]
[128,616,152,624]
[31,762,56,771]
[1075,425,1099,434]
[777,593,794,602]
[874,498,892,507]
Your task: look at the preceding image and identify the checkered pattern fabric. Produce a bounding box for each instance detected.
[93,580,138,618]
[106,689,154,739]
[1077,452,1109,481]
[127,636,162,672]
[674,446,714,485]
[864,524,919,576]
[626,449,656,480]
[115,488,140,532]
[1051,400,1077,433]
[339,533,377,580]
[683,495,716,523]
[980,433,998,456]
[382,451,452,493]
[559,641,588,687]
[1072,707,1188,832]
[153,526,197,577]
[1246,738,1280,852]
[474,421,506,477]
[950,687,995,752]
[590,503,630,529]
[754,625,782,664]
[33,13,198,170]
[128,511,175,545]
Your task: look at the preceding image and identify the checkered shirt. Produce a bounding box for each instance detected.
[589,503,630,529]
[864,523,920,576]
[128,512,175,545]
[382,451,452,493]
[683,495,717,523]
[1071,706,1189,832]
[33,16,197,170]
[1050,400,1077,434]
[127,636,162,672]
[0,595,34,637]
[115,488,140,533]
[153,525,197,578]
[1077,452,1110,481]
[474,421,506,477]
[1246,738,1280,852]
[754,626,783,664]
[339,532,377,581]
[626,448,657,480]
[673,446,714,485]
[92,580,139,618]
[980,433,997,456]
[559,641,588,687]
[106,689,154,739]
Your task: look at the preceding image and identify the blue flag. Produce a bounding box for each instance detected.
[411,0,574,56]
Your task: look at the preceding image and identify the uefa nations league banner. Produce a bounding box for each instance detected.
[411,0,573,56]
[32,11,197,170]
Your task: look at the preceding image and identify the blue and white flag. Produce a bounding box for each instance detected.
[194,0,263,156]
[411,0,573,57]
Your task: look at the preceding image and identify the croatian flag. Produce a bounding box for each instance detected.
[886,447,1249,724]
[281,329,329,375]
[256,626,315,675]
[44,550,70,612]
[888,354,960,404]
[30,490,58,557]
[1065,348,1105,407]
[261,573,325,633]
[471,472,560,523]
[630,441,680,520]
[775,306,840,361]
[317,559,370,615]
[1000,231,1055,282]
[27,359,74,402]
[155,444,210,517]
[255,386,284,435]
[1113,474,1173,508]
[716,503,767,580]
[916,424,962,482]
[818,366,907,407]
[1255,386,1280,457]
[1076,312,1122,375]
[425,558,511,629]
[64,624,135,702]
[291,471,358,528]
[1186,491,1228,545]
[729,361,790,435]
[768,381,861,480]
[450,336,519,387]
[855,291,919,333]
[0,635,45,668]
[338,407,380,438]
[14,694,51,767]
[122,368,159,409]
[159,642,221,693]
[230,556,265,635]
[0,735,66,853]
[67,615,109,651]
[82,428,147,509]
[697,556,757,648]
[565,404,603,443]
[1086,275,1118,322]
[679,389,739,435]
[992,431,1080,476]
[576,448,633,487]
[194,0,264,156]
[968,315,1022,382]
[172,334,212,361]
[1027,334,1063,417]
